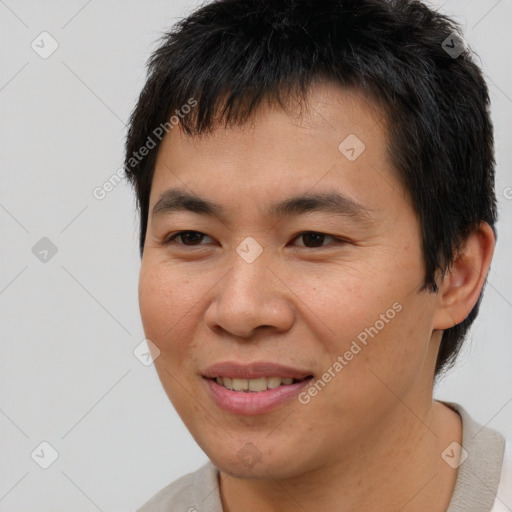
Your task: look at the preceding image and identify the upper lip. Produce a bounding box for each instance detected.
[202,362,312,380]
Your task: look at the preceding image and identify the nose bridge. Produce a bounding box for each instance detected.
[230,239,271,297]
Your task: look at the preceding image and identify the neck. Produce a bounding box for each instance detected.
[219,400,462,512]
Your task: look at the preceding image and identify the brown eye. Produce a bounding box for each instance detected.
[165,231,212,246]
[293,232,338,248]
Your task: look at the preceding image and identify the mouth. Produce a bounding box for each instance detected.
[202,362,314,415]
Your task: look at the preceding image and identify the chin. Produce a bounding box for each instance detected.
[198,434,314,481]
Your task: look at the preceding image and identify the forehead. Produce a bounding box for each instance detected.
[157,82,384,159]
[149,82,408,221]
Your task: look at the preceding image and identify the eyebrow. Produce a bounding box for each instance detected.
[151,188,373,223]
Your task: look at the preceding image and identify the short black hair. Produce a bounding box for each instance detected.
[124,0,498,377]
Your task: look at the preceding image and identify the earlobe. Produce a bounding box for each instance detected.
[433,222,495,330]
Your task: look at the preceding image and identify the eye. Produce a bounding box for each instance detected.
[162,230,346,249]
[291,231,343,248]
[164,231,213,246]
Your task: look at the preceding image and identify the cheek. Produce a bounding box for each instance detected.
[335,295,436,405]
[306,263,433,392]
[138,266,172,339]
[138,260,202,354]
[297,263,397,354]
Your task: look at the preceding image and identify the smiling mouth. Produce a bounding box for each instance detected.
[211,376,313,392]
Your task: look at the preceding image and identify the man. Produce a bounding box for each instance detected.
[125,0,511,510]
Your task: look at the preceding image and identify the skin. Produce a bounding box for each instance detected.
[138,81,495,511]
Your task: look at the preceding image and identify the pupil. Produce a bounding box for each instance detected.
[182,232,202,245]
[303,232,324,247]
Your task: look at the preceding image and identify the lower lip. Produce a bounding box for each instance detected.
[204,377,313,415]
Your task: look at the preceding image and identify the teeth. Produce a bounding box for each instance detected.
[267,376,282,389]
[248,377,267,391]
[232,378,249,391]
[214,376,301,392]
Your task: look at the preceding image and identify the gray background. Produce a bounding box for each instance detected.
[1,1,511,510]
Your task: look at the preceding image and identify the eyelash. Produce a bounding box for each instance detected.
[162,230,347,249]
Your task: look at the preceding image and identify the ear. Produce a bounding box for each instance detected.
[433,222,496,330]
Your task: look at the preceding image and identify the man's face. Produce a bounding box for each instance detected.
[138,82,442,479]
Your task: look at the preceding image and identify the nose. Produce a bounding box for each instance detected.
[204,249,296,339]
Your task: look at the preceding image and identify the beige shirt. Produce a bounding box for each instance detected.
[137,403,511,512]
